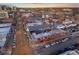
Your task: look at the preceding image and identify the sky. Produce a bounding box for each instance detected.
[13,3,79,8]
[0,3,79,8]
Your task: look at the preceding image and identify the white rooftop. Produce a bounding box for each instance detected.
[0,23,11,47]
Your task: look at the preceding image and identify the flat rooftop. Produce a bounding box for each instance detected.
[0,23,11,47]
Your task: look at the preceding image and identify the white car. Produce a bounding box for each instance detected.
[24,32,27,35]
[13,45,15,48]
[62,38,69,42]
[45,44,50,48]
[55,42,59,44]
[56,25,65,29]
[12,40,16,48]
[58,40,62,43]
[51,42,56,46]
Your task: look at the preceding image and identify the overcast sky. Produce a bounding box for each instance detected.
[0,3,79,8]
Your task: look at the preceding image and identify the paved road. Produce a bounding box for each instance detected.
[35,32,79,55]
[12,17,32,55]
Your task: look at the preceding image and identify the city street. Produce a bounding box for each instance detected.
[36,31,79,55]
[12,17,32,55]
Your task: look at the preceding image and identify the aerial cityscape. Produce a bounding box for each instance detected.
[0,3,79,55]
